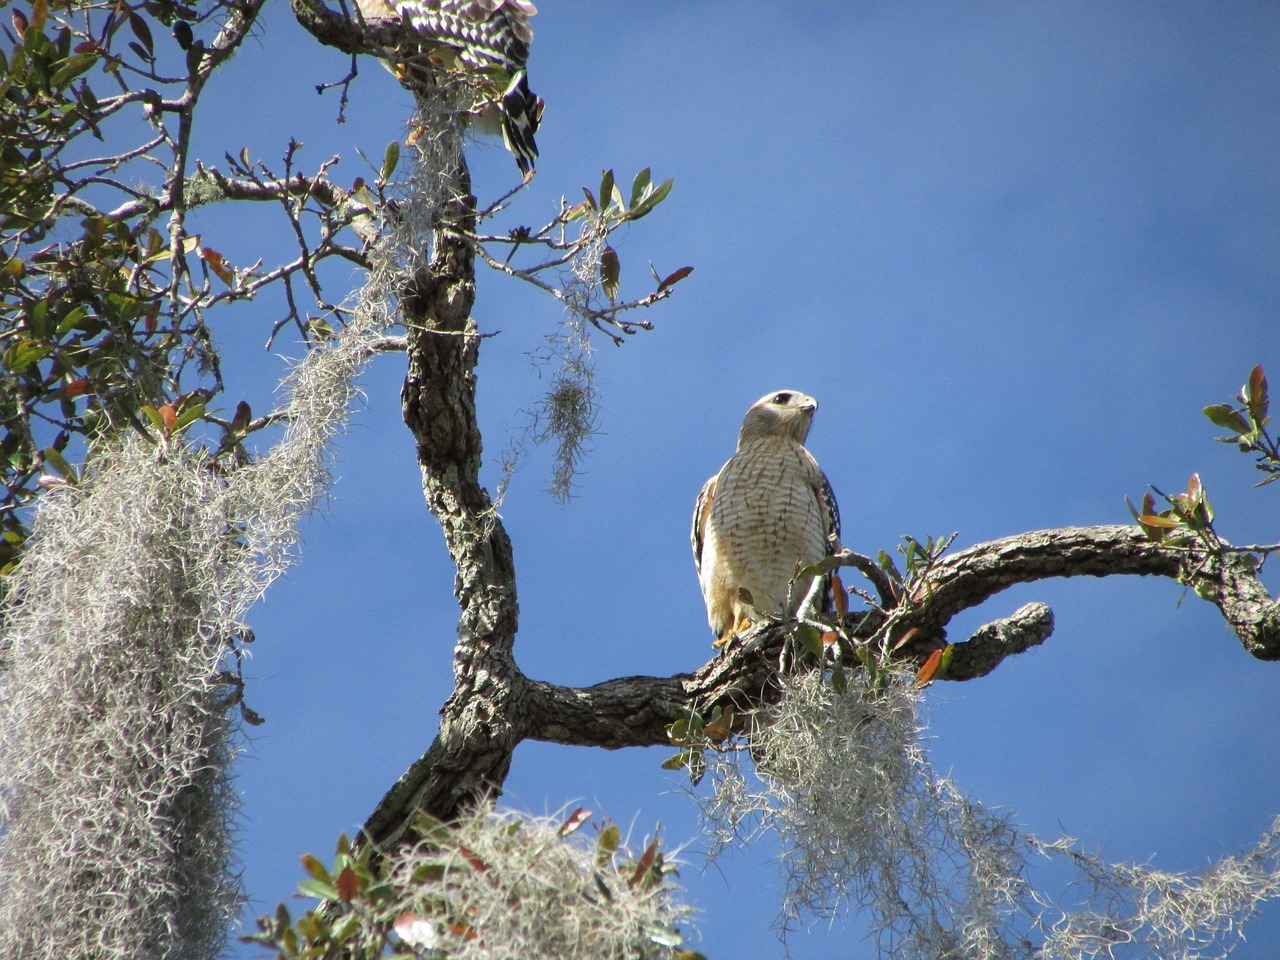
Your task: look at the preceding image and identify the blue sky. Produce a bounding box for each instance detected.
[203,3,1280,956]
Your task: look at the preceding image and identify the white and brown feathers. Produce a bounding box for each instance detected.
[354,0,542,175]
[692,390,841,645]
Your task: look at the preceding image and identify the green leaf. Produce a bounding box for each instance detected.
[876,549,902,582]
[4,338,52,373]
[596,824,621,864]
[27,299,51,338]
[140,404,166,433]
[598,169,615,211]
[661,751,691,771]
[380,139,400,182]
[410,861,448,883]
[797,555,842,578]
[299,853,331,884]
[1203,403,1250,435]
[55,305,88,336]
[792,622,823,658]
[630,167,651,209]
[1123,494,1142,524]
[630,176,673,220]
[40,446,77,481]
[296,878,338,901]
[829,661,847,695]
[49,51,95,88]
[173,402,205,433]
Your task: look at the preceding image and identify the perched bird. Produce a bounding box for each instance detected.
[692,390,841,646]
[353,0,542,176]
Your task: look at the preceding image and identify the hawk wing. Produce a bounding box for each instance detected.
[690,473,716,578]
[818,469,841,551]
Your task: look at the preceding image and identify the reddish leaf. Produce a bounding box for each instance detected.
[558,806,591,838]
[64,377,90,397]
[1186,473,1203,504]
[201,247,234,286]
[820,630,839,648]
[831,572,848,618]
[127,11,154,57]
[895,626,923,650]
[915,648,943,687]
[629,838,659,888]
[335,865,358,901]
[456,844,488,872]
[74,40,100,54]
[447,923,479,941]
[1247,363,1269,423]
[12,9,28,37]
[657,265,693,292]
[158,404,177,433]
[704,719,729,741]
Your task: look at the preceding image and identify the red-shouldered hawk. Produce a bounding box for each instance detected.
[354,0,542,176]
[692,390,842,646]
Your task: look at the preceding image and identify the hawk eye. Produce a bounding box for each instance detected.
[772,392,792,405]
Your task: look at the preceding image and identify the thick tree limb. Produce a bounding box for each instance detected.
[945,602,1055,680]
[362,519,1278,851]
[908,525,1279,662]
[379,155,525,842]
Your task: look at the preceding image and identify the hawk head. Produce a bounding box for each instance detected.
[737,390,818,447]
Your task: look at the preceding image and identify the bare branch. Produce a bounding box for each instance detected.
[896,525,1280,660]
[946,602,1055,680]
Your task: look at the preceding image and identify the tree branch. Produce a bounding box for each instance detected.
[898,525,1279,661]
[378,153,524,843]
[361,520,1279,850]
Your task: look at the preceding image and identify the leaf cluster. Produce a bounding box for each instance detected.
[0,1,220,578]
[664,704,739,786]
[474,166,691,345]
[0,0,367,588]
[246,809,701,960]
[1126,472,1215,544]
[1204,362,1277,485]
